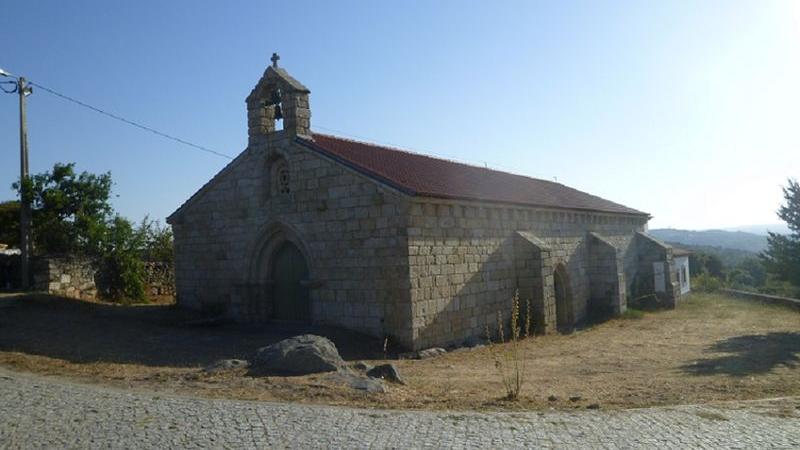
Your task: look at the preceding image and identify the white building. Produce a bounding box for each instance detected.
[672,248,691,295]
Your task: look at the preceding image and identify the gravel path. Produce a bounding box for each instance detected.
[1,367,798,449]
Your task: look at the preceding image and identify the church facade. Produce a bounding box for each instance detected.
[167,56,680,350]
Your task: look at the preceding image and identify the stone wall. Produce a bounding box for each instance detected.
[406,199,648,349]
[587,232,626,319]
[170,132,411,343]
[2,255,175,302]
[144,262,175,298]
[721,288,800,309]
[513,232,554,333]
[629,232,679,308]
[32,256,99,300]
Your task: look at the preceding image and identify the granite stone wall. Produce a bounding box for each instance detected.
[513,231,554,334]
[406,199,649,349]
[587,232,626,319]
[170,132,411,343]
[32,256,99,300]
[144,262,175,298]
[23,257,174,302]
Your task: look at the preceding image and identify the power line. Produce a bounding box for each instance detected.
[6,70,555,177]
[27,80,234,160]
[0,80,16,94]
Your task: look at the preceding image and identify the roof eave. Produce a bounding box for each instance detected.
[411,192,651,217]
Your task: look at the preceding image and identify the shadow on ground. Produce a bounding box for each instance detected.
[0,294,388,368]
[682,332,800,377]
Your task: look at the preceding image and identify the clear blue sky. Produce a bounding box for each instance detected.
[1,1,797,230]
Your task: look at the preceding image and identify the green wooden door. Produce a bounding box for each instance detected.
[271,241,310,321]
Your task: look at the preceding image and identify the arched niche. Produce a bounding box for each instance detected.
[553,263,574,332]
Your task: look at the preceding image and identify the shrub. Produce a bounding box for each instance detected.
[141,218,174,264]
[487,291,531,400]
[100,216,147,302]
[692,273,723,292]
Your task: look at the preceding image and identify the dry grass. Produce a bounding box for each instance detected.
[0,292,799,411]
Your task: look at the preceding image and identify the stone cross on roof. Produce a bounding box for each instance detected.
[271,53,280,68]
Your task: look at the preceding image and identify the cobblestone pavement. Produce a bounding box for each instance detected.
[1,368,799,449]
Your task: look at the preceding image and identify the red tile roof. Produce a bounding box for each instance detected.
[299,134,648,216]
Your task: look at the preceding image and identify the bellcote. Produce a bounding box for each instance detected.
[246,53,311,144]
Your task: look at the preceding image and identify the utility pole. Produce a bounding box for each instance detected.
[1,68,33,289]
[18,77,32,289]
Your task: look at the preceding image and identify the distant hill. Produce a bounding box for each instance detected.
[649,228,768,254]
[722,224,790,236]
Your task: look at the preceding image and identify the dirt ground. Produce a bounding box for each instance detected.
[0,292,798,411]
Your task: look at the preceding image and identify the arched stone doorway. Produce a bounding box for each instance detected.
[554,264,573,331]
[247,222,313,323]
[271,241,310,322]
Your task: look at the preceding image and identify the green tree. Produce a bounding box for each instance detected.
[727,268,753,288]
[688,253,705,277]
[140,218,174,263]
[762,178,800,288]
[689,251,724,278]
[100,216,147,301]
[735,257,767,287]
[13,163,113,255]
[705,253,724,278]
[8,163,170,302]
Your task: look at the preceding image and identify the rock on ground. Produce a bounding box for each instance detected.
[203,359,250,373]
[366,363,404,384]
[400,347,447,360]
[326,371,385,393]
[417,347,447,359]
[251,334,344,375]
[352,361,373,372]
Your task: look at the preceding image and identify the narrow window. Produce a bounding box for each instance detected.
[277,163,290,194]
[269,157,290,197]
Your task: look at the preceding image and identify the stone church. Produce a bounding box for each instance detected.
[167,55,680,350]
